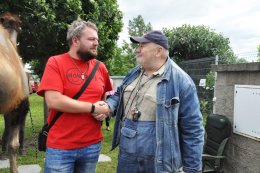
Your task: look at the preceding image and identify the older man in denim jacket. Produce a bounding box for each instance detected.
[107,30,204,173]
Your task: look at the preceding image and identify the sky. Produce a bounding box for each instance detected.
[117,0,260,57]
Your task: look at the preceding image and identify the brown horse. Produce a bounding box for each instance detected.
[0,12,30,173]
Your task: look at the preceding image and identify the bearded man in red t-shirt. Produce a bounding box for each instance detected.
[37,19,111,173]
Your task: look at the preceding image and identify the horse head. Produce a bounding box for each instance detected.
[0,12,21,33]
[0,12,22,48]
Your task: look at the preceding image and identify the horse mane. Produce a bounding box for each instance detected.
[0,12,29,113]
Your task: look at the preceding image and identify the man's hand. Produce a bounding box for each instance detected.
[92,101,110,121]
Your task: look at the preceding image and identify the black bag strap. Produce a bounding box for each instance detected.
[46,60,100,131]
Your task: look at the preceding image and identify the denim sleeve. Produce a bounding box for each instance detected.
[179,83,205,172]
[106,86,121,116]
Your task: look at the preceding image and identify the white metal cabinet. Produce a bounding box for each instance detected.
[234,85,260,141]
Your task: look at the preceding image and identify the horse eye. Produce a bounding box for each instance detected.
[9,20,15,26]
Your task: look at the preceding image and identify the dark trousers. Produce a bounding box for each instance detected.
[101,117,110,127]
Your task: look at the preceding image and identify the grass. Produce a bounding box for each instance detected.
[0,94,118,173]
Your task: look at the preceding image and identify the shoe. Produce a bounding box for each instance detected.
[106,127,111,131]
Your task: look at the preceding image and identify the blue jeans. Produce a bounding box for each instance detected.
[117,118,156,173]
[44,142,101,173]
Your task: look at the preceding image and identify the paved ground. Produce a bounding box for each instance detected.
[18,164,42,173]
[0,154,111,172]
[0,159,41,173]
[0,159,9,169]
[98,154,112,162]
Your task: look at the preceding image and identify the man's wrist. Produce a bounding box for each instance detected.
[105,101,111,110]
[90,104,95,113]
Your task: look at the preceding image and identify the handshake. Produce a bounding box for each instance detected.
[91,101,110,121]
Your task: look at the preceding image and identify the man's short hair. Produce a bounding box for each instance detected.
[67,19,98,46]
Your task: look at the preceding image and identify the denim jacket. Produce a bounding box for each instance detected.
[107,57,204,173]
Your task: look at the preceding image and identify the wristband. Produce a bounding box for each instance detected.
[90,104,95,113]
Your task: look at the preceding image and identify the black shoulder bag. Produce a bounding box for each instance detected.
[38,61,100,151]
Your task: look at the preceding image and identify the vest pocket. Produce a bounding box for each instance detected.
[164,97,179,126]
[120,126,137,154]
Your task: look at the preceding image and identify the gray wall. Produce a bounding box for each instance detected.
[212,62,260,173]
[111,76,124,92]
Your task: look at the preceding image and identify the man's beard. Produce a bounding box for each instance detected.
[77,49,97,61]
[135,55,143,65]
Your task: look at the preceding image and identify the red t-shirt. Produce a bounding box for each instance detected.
[37,53,112,149]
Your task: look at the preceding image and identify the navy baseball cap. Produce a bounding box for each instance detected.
[130,30,168,49]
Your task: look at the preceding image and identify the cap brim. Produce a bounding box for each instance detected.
[130,36,150,43]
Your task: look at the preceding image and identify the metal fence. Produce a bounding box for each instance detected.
[236,51,259,62]
[178,56,217,117]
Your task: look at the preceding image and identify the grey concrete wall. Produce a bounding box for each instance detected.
[212,62,260,173]
[111,76,124,91]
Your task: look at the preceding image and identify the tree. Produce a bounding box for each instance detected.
[107,15,153,75]
[0,0,123,77]
[163,24,237,64]
[257,45,260,62]
[128,15,152,37]
[106,46,132,76]
[258,45,260,56]
[236,58,248,64]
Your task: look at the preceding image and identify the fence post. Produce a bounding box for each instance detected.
[213,55,218,114]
